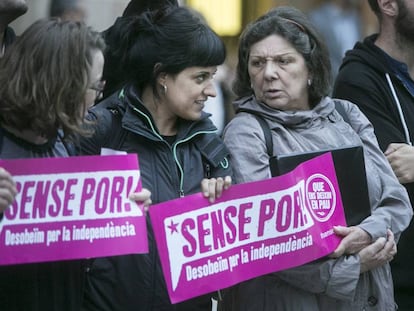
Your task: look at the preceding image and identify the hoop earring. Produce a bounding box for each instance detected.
[162,84,168,94]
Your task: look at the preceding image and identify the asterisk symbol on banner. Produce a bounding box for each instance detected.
[167,219,179,234]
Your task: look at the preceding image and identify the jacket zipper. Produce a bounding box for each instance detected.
[131,105,217,197]
[172,129,217,197]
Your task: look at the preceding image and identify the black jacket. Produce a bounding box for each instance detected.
[333,35,414,295]
[78,86,232,311]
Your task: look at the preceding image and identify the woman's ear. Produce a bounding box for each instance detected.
[154,63,167,85]
[379,0,398,17]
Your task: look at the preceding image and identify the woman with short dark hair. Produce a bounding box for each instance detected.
[78,6,232,311]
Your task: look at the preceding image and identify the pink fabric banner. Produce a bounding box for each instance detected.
[0,154,147,265]
[149,152,347,304]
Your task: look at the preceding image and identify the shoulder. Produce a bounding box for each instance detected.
[336,42,388,87]
[87,91,127,127]
[334,99,374,139]
[223,112,268,152]
[224,112,263,138]
[334,99,366,120]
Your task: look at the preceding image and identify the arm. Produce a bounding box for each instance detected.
[277,230,396,300]
[283,103,411,298]
[342,102,413,241]
[385,143,414,184]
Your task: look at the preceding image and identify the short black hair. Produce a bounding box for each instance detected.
[367,0,380,18]
[120,6,226,98]
[122,0,178,17]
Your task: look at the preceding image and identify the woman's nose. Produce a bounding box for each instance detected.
[204,81,217,97]
[264,61,279,80]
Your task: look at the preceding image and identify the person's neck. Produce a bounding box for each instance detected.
[141,87,177,136]
[375,27,414,78]
[2,125,48,144]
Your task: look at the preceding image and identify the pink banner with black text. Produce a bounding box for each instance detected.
[149,152,347,304]
[0,154,147,265]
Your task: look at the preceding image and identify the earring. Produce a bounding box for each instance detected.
[162,84,168,94]
[307,79,312,86]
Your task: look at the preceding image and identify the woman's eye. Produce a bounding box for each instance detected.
[279,58,291,65]
[196,75,208,83]
[251,60,264,67]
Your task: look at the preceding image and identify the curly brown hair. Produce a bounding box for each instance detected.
[0,18,105,139]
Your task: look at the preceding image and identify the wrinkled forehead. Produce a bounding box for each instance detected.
[249,34,298,58]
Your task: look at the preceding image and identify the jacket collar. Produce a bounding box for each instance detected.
[233,95,336,128]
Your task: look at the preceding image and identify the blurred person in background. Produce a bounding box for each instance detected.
[0,0,27,56]
[333,0,414,309]
[49,0,86,22]
[308,0,362,79]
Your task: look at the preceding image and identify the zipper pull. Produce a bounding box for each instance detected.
[205,163,211,178]
[179,190,184,198]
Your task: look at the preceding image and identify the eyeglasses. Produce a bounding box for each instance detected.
[88,80,105,100]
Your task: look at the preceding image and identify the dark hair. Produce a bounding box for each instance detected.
[122,0,178,17]
[233,6,331,107]
[119,6,226,98]
[0,18,105,138]
[50,0,82,18]
[367,0,380,18]
[101,0,179,98]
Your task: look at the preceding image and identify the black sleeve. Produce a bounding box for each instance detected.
[77,108,114,156]
[333,70,407,151]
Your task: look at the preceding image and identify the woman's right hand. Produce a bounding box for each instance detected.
[201,176,232,203]
[129,188,152,213]
[359,229,396,273]
[0,168,17,213]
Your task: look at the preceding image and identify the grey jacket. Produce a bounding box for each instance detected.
[222,96,413,311]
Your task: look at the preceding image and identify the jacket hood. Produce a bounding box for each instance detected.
[233,95,337,129]
[340,34,390,75]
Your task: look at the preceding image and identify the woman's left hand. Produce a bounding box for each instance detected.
[359,229,397,273]
[201,176,232,203]
[329,225,372,258]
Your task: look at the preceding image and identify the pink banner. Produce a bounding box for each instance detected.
[149,153,347,304]
[0,154,147,265]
